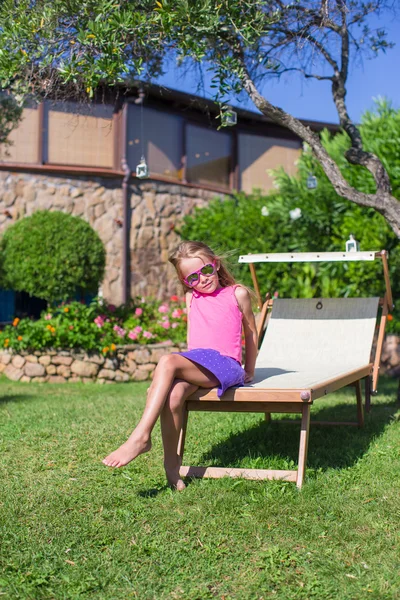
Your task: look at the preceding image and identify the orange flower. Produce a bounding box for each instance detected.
[46,324,52,330]
[17,336,23,341]
[69,325,74,330]
[110,343,116,351]
[4,338,9,347]
[387,314,393,321]
[13,318,20,327]
[102,346,109,354]
[64,307,69,313]
[50,326,56,333]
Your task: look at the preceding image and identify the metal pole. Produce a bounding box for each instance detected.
[121,103,131,305]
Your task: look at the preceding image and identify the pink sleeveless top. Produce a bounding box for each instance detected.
[188,286,243,363]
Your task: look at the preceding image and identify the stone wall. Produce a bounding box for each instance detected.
[127,181,220,298]
[381,334,400,378]
[0,342,185,384]
[0,335,398,384]
[0,171,223,303]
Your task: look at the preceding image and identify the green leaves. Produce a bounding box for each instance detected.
[0,296,187,353]
[0,210,106,303]
[0,0,165,99]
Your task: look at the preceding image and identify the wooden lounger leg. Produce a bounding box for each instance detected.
[355,380,364,428]
[296,404,310,489]
[264,413,272,423]
[365,375,371,413]
[177,406,189,462]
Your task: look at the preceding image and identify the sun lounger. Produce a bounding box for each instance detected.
[179,251,393,488]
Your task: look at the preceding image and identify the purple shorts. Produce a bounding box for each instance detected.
[178,348,245,397]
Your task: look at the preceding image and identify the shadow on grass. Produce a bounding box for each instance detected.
[137,485,172,498]
[195,384,399,472]
[376,375,400,400]
[0,393,38,405]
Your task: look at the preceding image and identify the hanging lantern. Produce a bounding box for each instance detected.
[136,155,149,179]
[306,174,318,189]
[221,105,237,127]
[345,234,360,252]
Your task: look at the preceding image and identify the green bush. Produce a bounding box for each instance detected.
[0,295,187,353]
[1,210,106,302]
[180,100,400,334]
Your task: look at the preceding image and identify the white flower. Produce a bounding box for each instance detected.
[289,207,302,221]
[261,206,269,217]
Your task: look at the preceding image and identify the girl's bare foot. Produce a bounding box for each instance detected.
[164,460,186,491]
[102,437,152,468]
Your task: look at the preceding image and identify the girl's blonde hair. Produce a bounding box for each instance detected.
[169,241,236,291]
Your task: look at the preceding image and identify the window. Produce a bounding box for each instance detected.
[0,104,39,164]
[239,134,301,193]
[186,124,231,189]
[45,101,115,168]
[127,105,183,180]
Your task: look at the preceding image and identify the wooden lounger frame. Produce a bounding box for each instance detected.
[179,250,393,488]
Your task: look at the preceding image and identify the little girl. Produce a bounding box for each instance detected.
[103,241,258,490]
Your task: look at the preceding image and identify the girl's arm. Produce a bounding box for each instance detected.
[185,290,192,346]
[234,286,258,383]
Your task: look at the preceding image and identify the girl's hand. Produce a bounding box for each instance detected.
[244,371,254,383]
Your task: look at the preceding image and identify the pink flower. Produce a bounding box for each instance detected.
[44,314,52,321]
[135,308,143,316]
[143,331,153,339]
[108,304,116,312]
[94,316,105,328]
[171,322,178,329]
[134,326,142,334]
[158,304,169,314]
[128,331,138,340]
[172,309,181,319]
[161,321,171,329]
[113,325,126,338]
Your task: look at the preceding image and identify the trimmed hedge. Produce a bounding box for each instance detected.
[1,210,106,302]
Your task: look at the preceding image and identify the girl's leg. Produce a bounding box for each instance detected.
[161,379,198,490]
[102,354,218,468]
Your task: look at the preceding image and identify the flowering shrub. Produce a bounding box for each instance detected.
[0,297,187,354]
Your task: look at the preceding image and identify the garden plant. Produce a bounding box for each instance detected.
[0,210,106,303]
[0,296,187,355]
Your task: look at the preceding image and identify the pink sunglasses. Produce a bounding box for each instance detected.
[183,261,217,287]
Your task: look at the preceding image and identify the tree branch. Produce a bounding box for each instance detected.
[237,63,400,237]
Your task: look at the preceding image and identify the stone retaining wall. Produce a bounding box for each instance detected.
[0,342,185,384]
[0,335,398,384]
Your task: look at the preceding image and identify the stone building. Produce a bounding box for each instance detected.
[0,83,338,319]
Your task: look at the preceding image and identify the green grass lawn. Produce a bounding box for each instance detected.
[0,376,399,600]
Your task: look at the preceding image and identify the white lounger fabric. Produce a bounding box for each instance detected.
[248,298,380,390]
